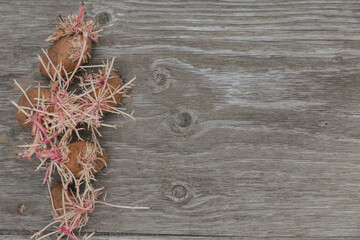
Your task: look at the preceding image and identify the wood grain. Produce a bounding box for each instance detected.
[2,0,360,239]
[0,236,238,240]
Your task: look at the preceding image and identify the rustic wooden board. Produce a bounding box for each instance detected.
[2,0,360,239]
[0,236,347,240]
[1,236,238,240]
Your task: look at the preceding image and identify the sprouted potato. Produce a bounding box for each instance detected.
[15,88,52,130]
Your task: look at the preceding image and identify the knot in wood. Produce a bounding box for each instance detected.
[171,185,187,198]
[153,72,168,87]
[164,108,198,136]
[166,182,193,204]
[149,68,173,92]
[318,120,329,127]
[176,112,192,128]
[95,11,112,26]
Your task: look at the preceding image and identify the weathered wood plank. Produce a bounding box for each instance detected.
[0,235,349,240]
[2,0,360,239]
[0,236,237,240]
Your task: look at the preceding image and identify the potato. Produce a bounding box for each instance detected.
[50,182,75,216]
[89,70,124,112]
[64,141,108,178]
[15,88,52,129]
[40,34,92,79]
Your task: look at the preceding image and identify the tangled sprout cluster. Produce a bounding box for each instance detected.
[12,4,148,240]
[46,3,100,43]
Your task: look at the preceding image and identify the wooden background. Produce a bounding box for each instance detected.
[2,0,360,239]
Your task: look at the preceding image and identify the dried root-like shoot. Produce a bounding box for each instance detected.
[46,4,100,43]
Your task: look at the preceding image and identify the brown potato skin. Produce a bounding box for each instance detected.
[106,70,124,108]
[89,70,124,112]
[15,89,52,129]
[51,182,75,216]
[64,141,108,178]
[40,35,92,79]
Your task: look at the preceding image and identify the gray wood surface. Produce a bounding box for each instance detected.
[2,0,360,239]
[0,236,238,240]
